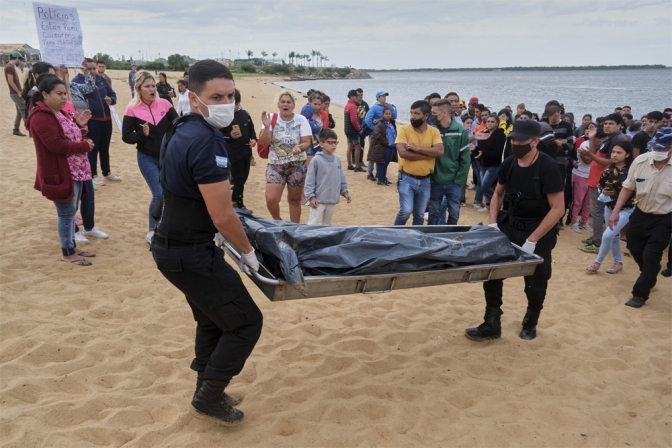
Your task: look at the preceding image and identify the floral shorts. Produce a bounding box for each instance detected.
[266,161,306,188]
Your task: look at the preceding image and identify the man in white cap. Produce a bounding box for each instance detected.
[608,127,672,308]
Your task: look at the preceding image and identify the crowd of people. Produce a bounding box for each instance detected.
[6,53,670,426]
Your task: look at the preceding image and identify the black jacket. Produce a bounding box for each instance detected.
[122,99,179,158]
[478,128,506,167]
[221,109,258,163]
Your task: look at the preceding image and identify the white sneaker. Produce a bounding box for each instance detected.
[477,206,490,213]
[75,232,89,244]
[467,184,477,191]
[579,223,593,232]
[423,212,429,221]
[104,173,122,182]
[472,204,484,210]
[146,230,154,244]
[110,139,115,143]
[82,226,109,239]
[92,175,105,186]
[569,223,581,233]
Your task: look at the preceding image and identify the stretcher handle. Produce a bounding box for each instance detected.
[222,241,281,285]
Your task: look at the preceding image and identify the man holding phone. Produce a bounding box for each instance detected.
[221,89,257,211]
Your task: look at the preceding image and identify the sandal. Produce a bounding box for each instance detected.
[61,258,92,266]
[75,250,96,257]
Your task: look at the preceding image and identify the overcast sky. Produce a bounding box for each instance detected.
[2,0,671,69]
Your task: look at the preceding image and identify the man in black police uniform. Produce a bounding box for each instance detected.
[465,119,565,341]
[151,59,262,425]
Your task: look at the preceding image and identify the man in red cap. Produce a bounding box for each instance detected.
[467,97,479,117]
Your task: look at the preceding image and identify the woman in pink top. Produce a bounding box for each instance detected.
[26,75,96,266]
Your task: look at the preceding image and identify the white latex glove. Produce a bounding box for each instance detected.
[239,249,259,274]
[488,223,499,231]
[214,232,225,247]
[521,239,537,255]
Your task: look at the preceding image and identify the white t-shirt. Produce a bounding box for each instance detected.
[176,90,190,116]
[575,141,593,178]
[263,113,311,165]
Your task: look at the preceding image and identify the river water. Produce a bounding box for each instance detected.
[275,69,672,123]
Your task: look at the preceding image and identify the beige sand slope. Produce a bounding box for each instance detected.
[0,69,670,447]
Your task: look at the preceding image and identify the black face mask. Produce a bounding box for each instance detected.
[512,142,533,158]
[430,114,439,125]
[411,118,425,128]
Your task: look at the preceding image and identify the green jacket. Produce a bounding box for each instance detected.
[431,119,471,185]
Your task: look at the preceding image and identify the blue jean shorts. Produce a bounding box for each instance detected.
[345,134,360,145]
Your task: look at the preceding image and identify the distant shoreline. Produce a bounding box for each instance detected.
[365,65,669,72]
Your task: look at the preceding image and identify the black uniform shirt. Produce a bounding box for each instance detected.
[498,152,564,220]
[163,118,230,200]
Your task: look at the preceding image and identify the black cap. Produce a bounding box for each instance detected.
[509,119,541,140]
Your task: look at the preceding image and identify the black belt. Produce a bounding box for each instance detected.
[508,217,542,232]
[400,170,431,180]
[152,234,213,247]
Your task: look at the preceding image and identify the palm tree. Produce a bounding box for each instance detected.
[316,51,322,66]
[272,51,277,62]
[288,51,295,65]
[246,49,253,60]
[323,55,329,67]
[261,51,268,58]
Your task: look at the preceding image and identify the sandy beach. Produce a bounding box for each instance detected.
[1,68,670,447]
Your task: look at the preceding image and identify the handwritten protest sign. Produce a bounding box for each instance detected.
[32,2,85,67]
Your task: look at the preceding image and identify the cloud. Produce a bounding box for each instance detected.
[0,0,669,68]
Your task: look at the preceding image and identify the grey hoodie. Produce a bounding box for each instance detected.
[304,151,349,204]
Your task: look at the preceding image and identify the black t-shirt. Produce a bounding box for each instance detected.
[163,119,230,200]
[221,109,257,162]
[631,131,652,154]
[498,152,564,220]
[597,132,626,158]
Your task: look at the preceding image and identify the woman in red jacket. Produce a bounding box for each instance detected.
[26,75,96,266]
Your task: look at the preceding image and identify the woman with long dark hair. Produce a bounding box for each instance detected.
[26,75,96,265]
[156,72,175,106]
[473,114,506,212]
[586,141,635,274]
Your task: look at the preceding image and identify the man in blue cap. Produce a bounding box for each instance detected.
[364,91,397,180]
[608,127,672,308]
[5,51,26,136]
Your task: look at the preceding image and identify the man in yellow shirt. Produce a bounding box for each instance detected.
[394,100,444,225]
[609,127,672,308]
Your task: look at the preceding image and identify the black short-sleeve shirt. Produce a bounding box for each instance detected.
[631,131,652,154]
[498,152,564,220]
[163,118,230,199]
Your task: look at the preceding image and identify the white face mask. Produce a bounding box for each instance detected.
[195,95,235,128]
[651,149,671,162]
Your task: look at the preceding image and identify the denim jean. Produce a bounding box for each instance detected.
[394,172,431,225]
[596,207,633,264]
[137,151,162,229]
[375,147,395,184]
[476,166,499,206]
[87,119,113,176]
[54,181,82,256]
[428,182,462,225]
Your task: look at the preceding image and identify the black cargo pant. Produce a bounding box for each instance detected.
[626,208,672,301]
[483,220,557,312]
[151,239,263,382]
[230,155,251,208]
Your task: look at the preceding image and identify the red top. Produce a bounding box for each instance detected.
[26,101,91,202]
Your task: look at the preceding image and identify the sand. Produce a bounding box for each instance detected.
[1,68,670,447]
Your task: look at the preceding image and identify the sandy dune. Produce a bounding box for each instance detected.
[0,69,670,447]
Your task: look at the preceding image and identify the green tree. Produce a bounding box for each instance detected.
[272,52,278,60]
[167,54,189,71]
[288,51,295,65]
[246,49,254,60]
[261,51,268,58]
[92,52,113,65]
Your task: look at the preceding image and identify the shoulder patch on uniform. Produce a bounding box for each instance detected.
[215,156,228,168]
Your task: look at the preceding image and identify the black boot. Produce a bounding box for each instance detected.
[465,307,502,341]
[191,379,244,425]
[519,309,540,340]
[195,371,243,406]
